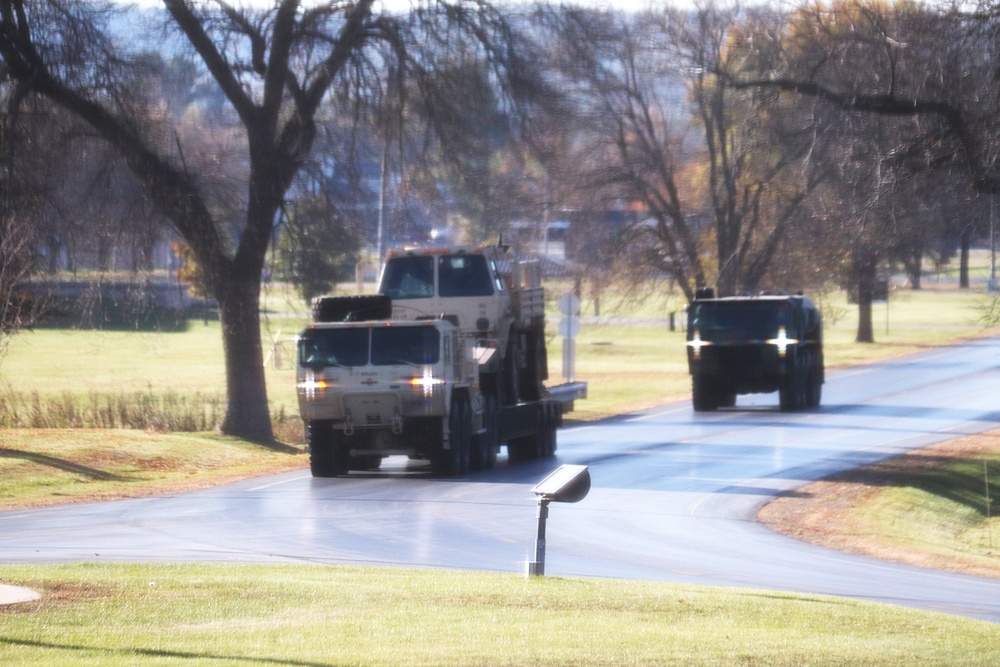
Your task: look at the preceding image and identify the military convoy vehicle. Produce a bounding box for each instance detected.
[686,288,824,412]
[296,244,586,477]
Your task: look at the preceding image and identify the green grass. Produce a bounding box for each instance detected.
[2,563,998,666]
[2,284,996,425]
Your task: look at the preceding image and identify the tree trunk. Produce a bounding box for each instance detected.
[855,257,876,344]
[960,226,971,289]
[908,253,922,290]
[216,272,274,443]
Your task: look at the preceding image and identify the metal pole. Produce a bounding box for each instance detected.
[527,499,549,576]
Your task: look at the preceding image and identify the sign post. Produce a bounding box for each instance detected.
[558,293,581,381]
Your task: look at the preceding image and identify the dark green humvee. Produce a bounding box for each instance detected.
[686,289,823,412]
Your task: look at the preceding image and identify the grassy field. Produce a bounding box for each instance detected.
[2,563,999,667]
[2,283,995,425]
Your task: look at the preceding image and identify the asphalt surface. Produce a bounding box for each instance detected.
[2,335,1000,620]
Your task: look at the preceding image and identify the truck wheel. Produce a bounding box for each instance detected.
[507,432,540,461]
[508,404,545,461]
[692,376,718,412]
[472,395,499,471]
[308,420,346,477]
[779,357,806,412]
[805,354,823,408]
[433,397,471,475]
[541,403,558,457]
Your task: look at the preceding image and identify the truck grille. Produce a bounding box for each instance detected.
[343,393,399,427]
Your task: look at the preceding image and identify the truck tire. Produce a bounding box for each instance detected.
[507,404,545,461]
[692,376,718,412]
[433,396,471,475]
[805,352,823,408]
[507,431,540,461]
[308,420,347,477]
[312,294,392,323]
[779,355,806,412]
[519,331,546,402]
[472,395,499,471]
[541,402,558,457]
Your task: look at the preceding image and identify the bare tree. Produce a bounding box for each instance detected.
[543,4,823,300]
[726,0,1000,335]
[0,0,542,442]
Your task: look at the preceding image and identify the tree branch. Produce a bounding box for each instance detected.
[732,76,1000,194]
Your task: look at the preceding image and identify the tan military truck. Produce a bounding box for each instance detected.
[297,244,586,476]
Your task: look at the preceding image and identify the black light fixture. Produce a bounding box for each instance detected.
[527,464,591,576]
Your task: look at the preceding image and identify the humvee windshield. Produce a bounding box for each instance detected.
[299,327,440,368]
[690,302,789,343]
[380,254,494,299]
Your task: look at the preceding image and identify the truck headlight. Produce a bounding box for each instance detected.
[409,368,445,397]
[298,376,331,400]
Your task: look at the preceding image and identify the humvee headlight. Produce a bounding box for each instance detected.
[687,330,711,360]
[767,326,799,357]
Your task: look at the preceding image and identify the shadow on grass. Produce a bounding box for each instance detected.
[0,449,131,482]
[826,453,999,517]
[0,637,339,667]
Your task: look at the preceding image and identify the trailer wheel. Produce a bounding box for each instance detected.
[307,420,346,477]
[507,404,544,461]
[520,332,545,402]
[507,432,539,461]
[541,403,558,457]
[501,338,521,405]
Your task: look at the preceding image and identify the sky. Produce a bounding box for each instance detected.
[126,0,671,12]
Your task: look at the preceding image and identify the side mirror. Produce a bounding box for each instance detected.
[531,464,590,503]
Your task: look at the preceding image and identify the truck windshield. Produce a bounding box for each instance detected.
[691,302,788,342]
[299,328,369,368]
[380,256,434,299]
[438,254,494,297]
[299,327,440,368]
[371,327,440,365]
[380,253,495,299]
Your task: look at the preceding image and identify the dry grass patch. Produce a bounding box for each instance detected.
[0,429,305,511]
[760,430,1000,579]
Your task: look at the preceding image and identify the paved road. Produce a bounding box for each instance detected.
[3,337,1000,621]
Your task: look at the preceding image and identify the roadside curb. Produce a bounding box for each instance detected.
[0,584,40,606]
